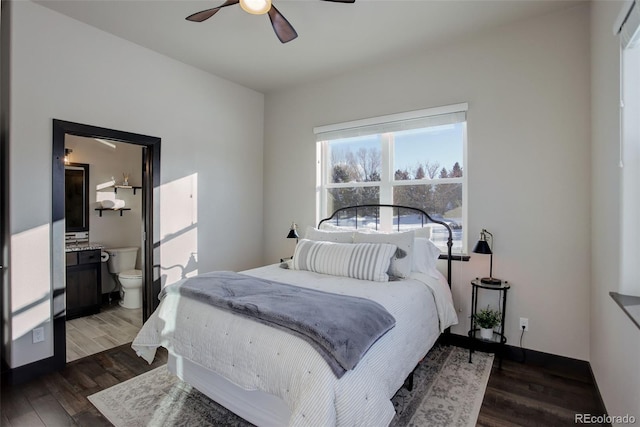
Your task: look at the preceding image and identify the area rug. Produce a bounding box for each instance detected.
[88,345,493,427]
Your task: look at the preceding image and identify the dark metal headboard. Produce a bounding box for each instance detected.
[318,204,453,287]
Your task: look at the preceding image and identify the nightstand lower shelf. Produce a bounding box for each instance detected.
[468,329,508,365]
[468,279,510,368]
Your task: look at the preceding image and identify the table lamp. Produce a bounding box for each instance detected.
[283,222,299,261]
[472,229,502,285]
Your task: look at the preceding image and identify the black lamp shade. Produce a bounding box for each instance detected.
[472,239,492,255]
[286,228,299,239]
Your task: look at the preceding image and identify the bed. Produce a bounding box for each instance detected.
[132,204,458,427]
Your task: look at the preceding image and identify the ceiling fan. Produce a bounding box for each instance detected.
[186,0,355,44]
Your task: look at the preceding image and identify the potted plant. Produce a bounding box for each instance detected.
[474,306,501,340]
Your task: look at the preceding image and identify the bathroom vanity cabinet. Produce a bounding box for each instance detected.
[66,249,102,320]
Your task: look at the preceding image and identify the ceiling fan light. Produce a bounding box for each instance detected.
[240,0,271,15]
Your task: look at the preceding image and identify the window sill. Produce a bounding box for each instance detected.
[610,292,640,331]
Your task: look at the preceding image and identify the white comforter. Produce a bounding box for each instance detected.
[132,264,458,427]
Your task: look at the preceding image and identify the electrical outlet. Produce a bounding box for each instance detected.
[519,317,529,331]
[32,327,45,343]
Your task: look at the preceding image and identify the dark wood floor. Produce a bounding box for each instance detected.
[478,357,608,427]
[1,344,607,426]
[1,344,168,426]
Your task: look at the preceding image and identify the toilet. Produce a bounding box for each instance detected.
[106,247,143,309]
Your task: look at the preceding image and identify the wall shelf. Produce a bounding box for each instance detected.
[113,185,142,195]
[95,208,131,217]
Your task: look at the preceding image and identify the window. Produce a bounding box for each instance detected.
[315,104,468,254]
[616,1,640,296]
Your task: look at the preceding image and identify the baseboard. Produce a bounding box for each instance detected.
[444,333,610,425]
[2,354,63,386]
[588,364,611,424]
[444,333,596,383]
[2,315,66,386]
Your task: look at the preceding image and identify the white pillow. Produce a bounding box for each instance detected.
[353,230,415,279]
[305,225,354,243]
[318,222,355,232]
[412,226,432,239]
[413,237,441,273]
[292,239,397,282]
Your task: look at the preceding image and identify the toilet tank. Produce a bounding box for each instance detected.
[106,247,139,274]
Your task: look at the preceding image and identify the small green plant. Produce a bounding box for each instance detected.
[474,306,501,329]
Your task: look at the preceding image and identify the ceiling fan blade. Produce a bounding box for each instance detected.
[186,0,239,22]
[267,5,298,44]
[320,0,355,3]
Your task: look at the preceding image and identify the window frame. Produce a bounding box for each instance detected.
[616,0,640,298]
[315,103,469,254]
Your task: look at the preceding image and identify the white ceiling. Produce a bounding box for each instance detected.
[36,0,583,93]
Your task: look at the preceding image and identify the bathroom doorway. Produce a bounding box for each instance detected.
[52,120,160,366]
[64,136,144,361]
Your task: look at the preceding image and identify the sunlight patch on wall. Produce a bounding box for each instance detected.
[159,174,198,287]
[11,224,51,338]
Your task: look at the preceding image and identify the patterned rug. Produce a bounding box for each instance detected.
[88,345,493,427]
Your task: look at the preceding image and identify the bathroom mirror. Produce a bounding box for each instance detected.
[65,163,90,232]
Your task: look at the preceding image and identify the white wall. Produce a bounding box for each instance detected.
[6,1,264,368]
[264,5,591,360]
[590,1,640,421]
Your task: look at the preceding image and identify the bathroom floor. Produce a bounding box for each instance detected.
[65,301,143,363]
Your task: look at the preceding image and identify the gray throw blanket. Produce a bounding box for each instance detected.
[159,271,396,378]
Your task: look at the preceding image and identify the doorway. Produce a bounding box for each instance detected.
[52,120,160,367]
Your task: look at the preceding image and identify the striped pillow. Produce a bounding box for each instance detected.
[292,239,397,282]
[354,230,415,279]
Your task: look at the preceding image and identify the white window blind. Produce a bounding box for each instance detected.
[313,103,468,142]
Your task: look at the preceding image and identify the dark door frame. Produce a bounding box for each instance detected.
[52,119,161,369]
[1,0,11,382]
